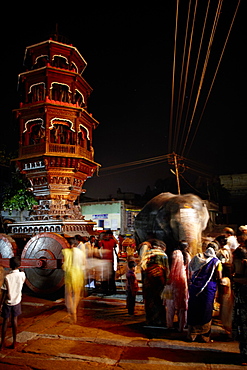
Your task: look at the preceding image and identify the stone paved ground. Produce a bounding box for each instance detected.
[0,292,244,369]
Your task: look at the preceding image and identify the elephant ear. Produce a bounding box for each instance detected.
[155,203,174,246]
[154,193,175,228]
[134,192,175,243]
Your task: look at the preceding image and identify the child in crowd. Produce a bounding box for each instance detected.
[126,260,139,315]
[0,256,26,350]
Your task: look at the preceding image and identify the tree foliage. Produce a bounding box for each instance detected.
[2,171,38,214]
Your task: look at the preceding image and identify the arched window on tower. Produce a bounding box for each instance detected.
[50,83,71,103]
[74,90,85,107]
[50,121,75,145]
[52,55,69,69]
[28,83,45,103]
[29,124,45,145]
[71,62,78,73]
[78,129,85,147]
[78,125,90,150]
[33,55,49,69]
[22,119,45,146]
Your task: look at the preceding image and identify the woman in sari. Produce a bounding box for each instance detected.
[187,247,222,342]
[166,241,191,332]
[141,239,170,326]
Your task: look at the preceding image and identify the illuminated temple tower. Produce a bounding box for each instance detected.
[10,36,100,236]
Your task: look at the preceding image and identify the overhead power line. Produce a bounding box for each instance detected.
[181,0,223,156]
[185,0,241,156]
[168,0,241,157]
[168,0,180,154]
[97,153,213,180]
[100,154,170,172]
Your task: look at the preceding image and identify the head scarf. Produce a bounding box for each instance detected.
[204,247,216,258]
[189,247,216,274]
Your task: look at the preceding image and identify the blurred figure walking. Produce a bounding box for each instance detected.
[62,238,86,323]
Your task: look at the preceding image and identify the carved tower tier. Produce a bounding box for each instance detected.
[12,37,100,232]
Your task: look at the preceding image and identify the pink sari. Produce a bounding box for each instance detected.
[170,250,188,309]
[166,250,189,330]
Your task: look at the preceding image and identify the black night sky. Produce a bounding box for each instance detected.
[1,1,246,199]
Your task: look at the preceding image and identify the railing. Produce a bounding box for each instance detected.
[49,143,76,154]
[20,143,93,161]
[21,143,46,156]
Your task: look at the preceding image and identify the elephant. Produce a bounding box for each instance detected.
[134,192,209,257]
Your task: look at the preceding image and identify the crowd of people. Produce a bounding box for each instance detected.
[137,225,247,366]
[1,225,247,364]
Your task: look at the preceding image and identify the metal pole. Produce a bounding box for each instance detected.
[174,153,181,195]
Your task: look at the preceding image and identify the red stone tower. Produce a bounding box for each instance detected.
[11,36,100,235]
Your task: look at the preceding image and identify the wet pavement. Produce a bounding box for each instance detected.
[0,289,244,369]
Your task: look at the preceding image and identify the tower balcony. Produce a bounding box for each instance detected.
[19,142,94,161]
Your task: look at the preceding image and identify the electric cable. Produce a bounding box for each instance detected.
[180,173,209,196]
[185,0,241,157]
[98,158,170,177]
[168,0,180,153]
[100,154,170,172]
[181,0,223,157]
[173,0,193,152]
[178,0,211,155]
[168,0,240,159]
[174,0,198,153]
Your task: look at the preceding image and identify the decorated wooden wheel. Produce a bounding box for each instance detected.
[21,232,69,294]
[0,233,17,260]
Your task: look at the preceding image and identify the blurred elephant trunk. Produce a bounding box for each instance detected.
[170,214,203,256]
[158,194,209,256]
